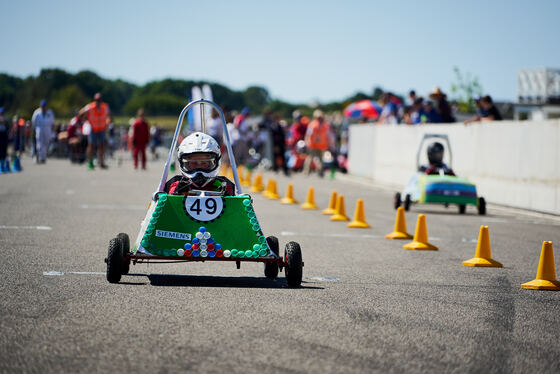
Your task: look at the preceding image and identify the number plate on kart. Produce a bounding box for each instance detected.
[184,196,224,221]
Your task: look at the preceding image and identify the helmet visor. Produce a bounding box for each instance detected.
[180,153,218,174]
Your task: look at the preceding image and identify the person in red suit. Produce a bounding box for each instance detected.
[131,108,150,169]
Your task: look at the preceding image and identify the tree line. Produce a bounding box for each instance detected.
[0,68,387,119]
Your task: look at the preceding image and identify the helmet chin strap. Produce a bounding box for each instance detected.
[191,173,213,187]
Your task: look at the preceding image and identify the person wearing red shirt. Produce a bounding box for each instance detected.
[131,108,150,169]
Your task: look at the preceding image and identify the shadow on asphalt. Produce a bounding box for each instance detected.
[122,273,323,289]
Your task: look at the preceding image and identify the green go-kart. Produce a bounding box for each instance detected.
[105,99,303,286]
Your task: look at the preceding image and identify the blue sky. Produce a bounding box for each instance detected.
[2,0,559,104]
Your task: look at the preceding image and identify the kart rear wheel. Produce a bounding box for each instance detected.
[117,233,131,275]
[106,238,123,283]
[404,194,411,211]
[477,197,486,215]
[285,242,303,287]
[264,236,279,280]
[458,204,466,214]
[394,192,402,210]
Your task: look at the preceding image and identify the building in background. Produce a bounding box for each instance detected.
[515,68,560,120]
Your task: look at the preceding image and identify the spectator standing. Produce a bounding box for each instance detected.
[31,99,55,163]
[422,101,441,123]
[207,109,224,148]
[377,93,398,124]
[409,97,425,125]
[429,87,455,123]
[464,96,488,124]
[304,109,332,177]
[288,111,309,151]
[479,95,502,121]
[270,114,289,175]
[232,107,251,166]
[131,108,150,170]
[0,108,9,172]
[149,124,162,160]
[79,92,112,170]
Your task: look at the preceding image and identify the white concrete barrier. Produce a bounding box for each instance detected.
[348,120,560,215]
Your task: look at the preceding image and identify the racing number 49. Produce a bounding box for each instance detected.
[189,198,217,215]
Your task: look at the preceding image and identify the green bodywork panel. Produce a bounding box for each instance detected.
[132,194,271,258]
[413,175,478,206]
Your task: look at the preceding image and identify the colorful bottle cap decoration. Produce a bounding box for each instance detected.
[231,249,238,257]
[223,250,231,258]
[252,250,259,258]
[192,250,200,257]
[207,244,214,251]
[184,243,192,250]
[192,244,200,250]
[248,211,256,218]
[200,239,207,245]
[253,244,261,251]
[245,250,253,257]
[193,238,200,244]
[252,224,260,232]
[250,218,258,225]
[216,249,223,257]
[258,236,266,244]
[259,249,268,257]
[200,250,208,258]
[243,199,251,206]
[177,248,185,256]
[199,226,206,233]
[237,251,245,258]
[184,249,192,257]
[200,244,207,251]
[203,232,211,239]
[215,243,222,250]
[196,232,204,239]
[208,251,216,258]
[207,238,215,244]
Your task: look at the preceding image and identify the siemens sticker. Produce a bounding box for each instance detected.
[155,230,192,240]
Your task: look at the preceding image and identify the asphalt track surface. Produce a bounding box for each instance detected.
[1,155,560,374]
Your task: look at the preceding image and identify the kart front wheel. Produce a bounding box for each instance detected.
[458,204,466,214]
[477,197,486,215]
[106,238,124,283]
[285,242,303,287]
[264,236,279,280]
[394,192,402,210]
[404,194,411,211]
[117,233,131,275]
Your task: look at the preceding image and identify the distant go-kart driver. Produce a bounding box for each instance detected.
[421,141,455,176]
[164,132,235,196]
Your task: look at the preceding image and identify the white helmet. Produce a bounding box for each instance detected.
[177,132,221,186]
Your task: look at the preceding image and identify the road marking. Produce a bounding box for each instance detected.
[65,189,75,195]
[0,225,52,230]
[43,271,104,276]
[462,238,477,243]
[280,231,382,239]
[79,204,145,211]
[306,276,340,282]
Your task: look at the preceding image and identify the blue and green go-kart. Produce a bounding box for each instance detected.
[105,99,303,286]
[394,134,486,215]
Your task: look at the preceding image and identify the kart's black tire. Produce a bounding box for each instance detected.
[285,241,303,287]
[117,233,131,275]
[478,197,486,215]
[458,204,466,214]
[404,194,411,211]
[264,236,279,280]
[394,192,402,210]
[106,238,123,283]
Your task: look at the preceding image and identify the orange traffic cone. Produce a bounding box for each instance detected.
[385,207,412,239]
[521,241,560,290]
[300,187,319,210]
[347,199,371,228]
[463,226,502,267]
[226,167,234,180]
[330,195,349,221]
[250,173,264,192]
[281,183,298,204]
[264,179,279,199]
[242,169,252,187]
[322,191,338,215]
[403,214,438,250]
